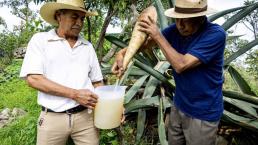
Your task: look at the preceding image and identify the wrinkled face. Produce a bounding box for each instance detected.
[56,9,86,37]
[175,17,201,36]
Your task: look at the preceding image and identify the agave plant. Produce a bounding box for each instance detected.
[101,0,258,144]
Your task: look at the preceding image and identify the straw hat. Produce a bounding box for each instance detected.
[40,0,98,26]
[165,0,217,18]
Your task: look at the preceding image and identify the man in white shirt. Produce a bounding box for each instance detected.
[20,0,103,144]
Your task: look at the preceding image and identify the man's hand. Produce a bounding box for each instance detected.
[138,16,161,41]
[74,89,98,109]
[111,48,127,77]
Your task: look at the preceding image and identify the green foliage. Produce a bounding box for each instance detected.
[0,60,39,145]
[0,60,125,145]
[104,1,258,144]
[0,59,22,83]
[246,49,258,79]
[0,16,7,28]
[0,28,34,68]
[241,0,258,39]
[100,130,119,145]
[0,17,51,70]
[0,0,257,144]
[0,0,36,24]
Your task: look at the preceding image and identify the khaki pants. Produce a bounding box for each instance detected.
[168,105,219,145]
[37,109,99,145]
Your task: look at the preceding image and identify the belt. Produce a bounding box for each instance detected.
[41,105,86,114]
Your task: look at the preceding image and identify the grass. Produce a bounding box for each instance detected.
[0,59,39,145]
[2,59,257,145]
[0,60,131,145]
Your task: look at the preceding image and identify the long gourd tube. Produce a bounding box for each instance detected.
[123,6,158,70]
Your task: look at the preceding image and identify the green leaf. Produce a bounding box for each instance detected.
[142,61,170,98]
[227,66,257,96]
[223,110,258,131]
[105,35,127,48]
[153,0,168,30]
[224,38,258,65]
[119,61,135,85]
[224,97,258,119]
[136,109,146,142]
[223,90,258,105]
[222,3,258,31]
[124,75,149,104]
[134,60,175,90]
[134,62,171,142]
[101,66,111,75]
[129,67,148,76]
[208,6,248,22]
[158,97,168,145]
[125,96,171,113]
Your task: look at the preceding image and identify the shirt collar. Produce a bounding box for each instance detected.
[47,29,89,45]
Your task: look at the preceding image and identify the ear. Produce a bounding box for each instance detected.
[57,16,61,22]
[55,11,62,22]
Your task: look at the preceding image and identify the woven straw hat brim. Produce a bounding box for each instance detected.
[40,2,98,26]
[164,7,217,18]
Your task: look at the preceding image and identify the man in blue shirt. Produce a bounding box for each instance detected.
[112,0,226,145]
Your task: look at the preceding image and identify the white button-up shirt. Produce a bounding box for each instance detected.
[20,29,103,112]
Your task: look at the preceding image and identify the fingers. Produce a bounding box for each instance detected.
[138,21,150,29]
[86,92,98,107]
[111,50,125,77]
[116,60,124,78]
[76,90,99,109]
[90,92,98,100]
[148,15,154,23]
[138,21,152,35]
[111,61,125,78]
[111,62,119,74]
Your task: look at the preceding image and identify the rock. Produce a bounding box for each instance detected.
[12,108,27,117]
[0,114,9,120]
[1,108,11,117]
[13,47,27,59]
[0,108,27,128]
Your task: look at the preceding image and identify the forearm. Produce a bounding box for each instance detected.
[26,74,77,99]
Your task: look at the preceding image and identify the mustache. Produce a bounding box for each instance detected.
[72,25,81,29]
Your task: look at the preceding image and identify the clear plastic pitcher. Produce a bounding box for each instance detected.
[94,85,127,129]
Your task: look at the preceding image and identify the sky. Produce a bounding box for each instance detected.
[0,0,254,40]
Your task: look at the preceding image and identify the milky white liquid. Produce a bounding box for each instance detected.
[94,96,123,129]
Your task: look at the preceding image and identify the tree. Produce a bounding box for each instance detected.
[246,49,258,79]
[239,0,258,80]
[0,0,36,30]
[241,0,258,39]
[0,16,7,28]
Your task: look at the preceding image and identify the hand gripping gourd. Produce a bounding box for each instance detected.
[123,6,158,70]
